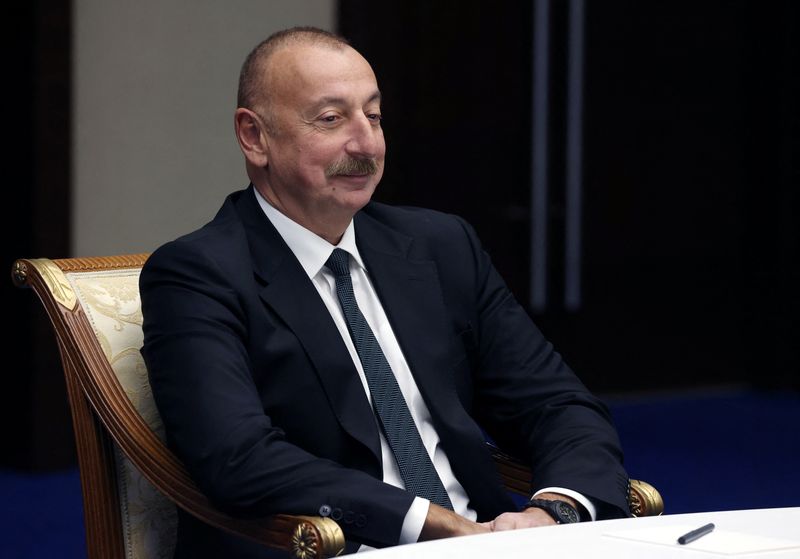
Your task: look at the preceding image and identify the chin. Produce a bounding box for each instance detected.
[341,189,375,212]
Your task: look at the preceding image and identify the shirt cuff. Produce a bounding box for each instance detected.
[399,497,430,544]
[533,487,597,521]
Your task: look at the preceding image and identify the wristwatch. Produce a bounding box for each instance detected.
[523,498,581,524]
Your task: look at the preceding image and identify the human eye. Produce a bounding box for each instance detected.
[318,113,341,125]
[367,112,383,124]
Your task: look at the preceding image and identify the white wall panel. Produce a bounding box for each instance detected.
[73,0,335,254]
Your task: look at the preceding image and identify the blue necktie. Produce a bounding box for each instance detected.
[325,248,454,510]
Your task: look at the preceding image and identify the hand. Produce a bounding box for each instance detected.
[481,492,579,532]
[419,503,490,540]
[419,492,580,539]
[480,507,555,532]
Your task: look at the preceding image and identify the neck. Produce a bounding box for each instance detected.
[254,184,349,245]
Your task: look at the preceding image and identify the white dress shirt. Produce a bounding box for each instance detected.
[253,189,596,545]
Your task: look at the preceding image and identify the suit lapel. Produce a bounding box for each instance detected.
[235,189,382,465]
[354,212,468,437]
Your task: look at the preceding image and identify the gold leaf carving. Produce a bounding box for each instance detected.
[629,479,664,517]
[29,259,77,310]
[291,523,318,559]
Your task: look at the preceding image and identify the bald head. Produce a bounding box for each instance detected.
[237,27,351,114]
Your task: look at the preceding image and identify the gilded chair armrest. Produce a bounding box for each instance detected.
[279,515,345,559]
[628,479,664,517]
[231,514,344,559]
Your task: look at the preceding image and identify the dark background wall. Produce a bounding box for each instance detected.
[4,1,798,474]
[4,0,73,470]
[341,0,798,394]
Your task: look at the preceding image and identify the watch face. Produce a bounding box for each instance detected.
[556,501,580,523]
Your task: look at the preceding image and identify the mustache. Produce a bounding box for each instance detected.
[325,157,379,178]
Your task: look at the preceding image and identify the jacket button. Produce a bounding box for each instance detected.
[355,514,367,528]
[343,511,355,524]
[318,505,332,517]
[331,507,343,521]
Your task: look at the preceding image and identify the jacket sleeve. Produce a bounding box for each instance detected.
[447,216,631,519]
[140,240,415,548]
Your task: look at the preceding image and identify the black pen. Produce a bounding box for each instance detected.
[678,523,715,545]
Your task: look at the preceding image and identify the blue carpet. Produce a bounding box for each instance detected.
[1,390,798,557]
[0,468,85,559]
[609,389,800,514]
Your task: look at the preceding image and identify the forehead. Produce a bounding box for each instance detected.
[265,44,380,108]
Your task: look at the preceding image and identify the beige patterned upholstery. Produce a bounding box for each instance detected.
[69,270,177,559]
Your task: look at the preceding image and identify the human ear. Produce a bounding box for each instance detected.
[234,108,269,167]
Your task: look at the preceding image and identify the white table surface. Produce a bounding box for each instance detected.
[363,507,800,558]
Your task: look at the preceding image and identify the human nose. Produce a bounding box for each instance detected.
[344,114,382,159]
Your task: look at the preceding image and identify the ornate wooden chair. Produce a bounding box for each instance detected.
[13,255,343,559]
[13,254,662,559]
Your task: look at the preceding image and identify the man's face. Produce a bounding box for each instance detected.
[257,44,385,231]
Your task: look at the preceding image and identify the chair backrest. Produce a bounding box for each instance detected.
[15,255,175,559]
[13,255,344,559]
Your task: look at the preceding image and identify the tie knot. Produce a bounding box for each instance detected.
[325,248,351,277]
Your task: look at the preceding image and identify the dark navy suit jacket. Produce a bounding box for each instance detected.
[140,186,629,557]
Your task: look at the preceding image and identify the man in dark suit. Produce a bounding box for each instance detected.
[141,27,629,557]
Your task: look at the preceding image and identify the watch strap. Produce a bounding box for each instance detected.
[523,498,581,524]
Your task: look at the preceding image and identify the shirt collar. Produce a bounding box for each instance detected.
[253,187,366,279]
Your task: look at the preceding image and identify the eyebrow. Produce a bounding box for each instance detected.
[310,90,382,112]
